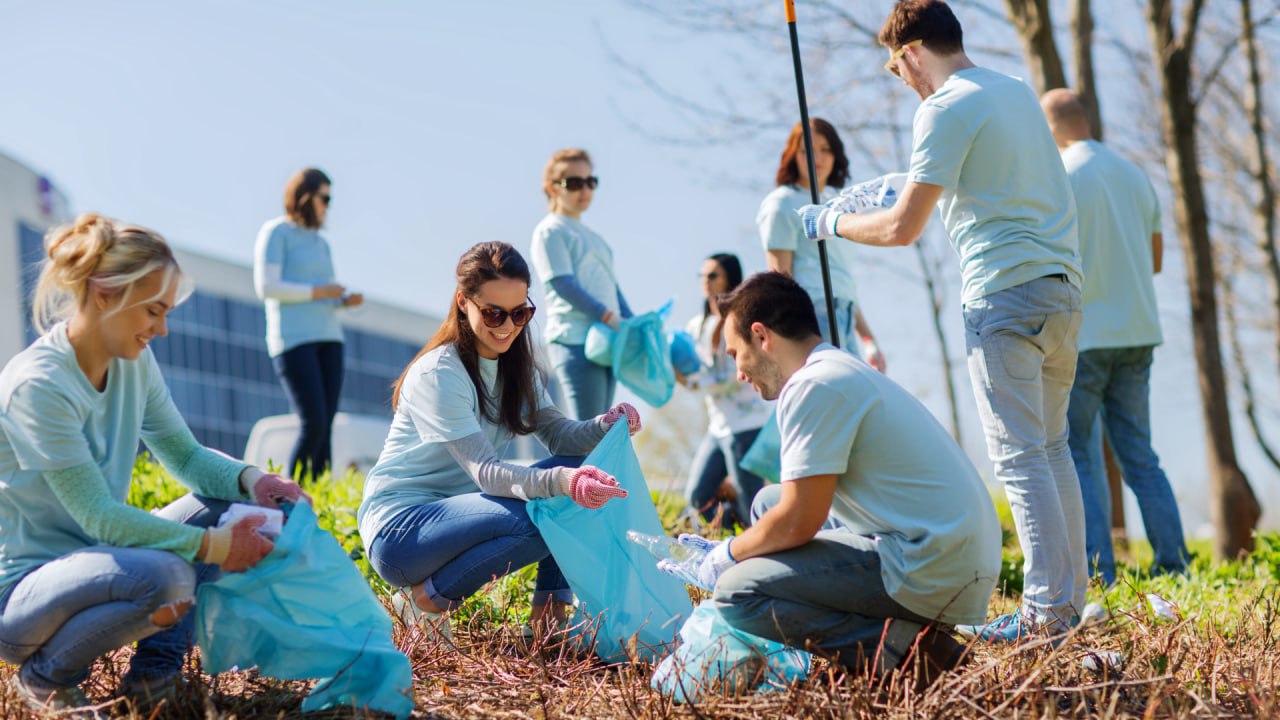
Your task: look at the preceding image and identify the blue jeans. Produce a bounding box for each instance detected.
[964,275,1086,628]
[365,456,582,610]
[1067,346,1188,585]
[712,485,929,674]
[813,298,863,358]
[685,428,766,527]
[546,342,615,420]
[273,340,344,478]
[0,494,227,693]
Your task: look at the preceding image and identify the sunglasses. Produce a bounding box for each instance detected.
[700,271,722,281]
[317,194,331,206]
[884,38,923,78]
[469,298,537,328]
[556,175,599,192]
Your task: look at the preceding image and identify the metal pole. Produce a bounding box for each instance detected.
[784,0,840,347]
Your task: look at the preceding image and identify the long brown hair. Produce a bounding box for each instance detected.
[773,119,849,189]
[283,168,331,229]
[392,242,542,435]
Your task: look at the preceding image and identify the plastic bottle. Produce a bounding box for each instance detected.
[626,530,707,564]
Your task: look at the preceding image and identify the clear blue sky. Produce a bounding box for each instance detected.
[2,0,1274,533]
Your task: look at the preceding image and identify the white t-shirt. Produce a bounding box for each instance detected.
[684,312,773,437]
[357,344,554,543]
[529,213,621,346]
[777,344,1001,624]
[757,185,861,309]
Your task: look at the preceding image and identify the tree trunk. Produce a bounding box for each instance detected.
[1146,0,1260,559]
[1004,0,1067,93]
[1241,0,1280,377]
[1070,0,1104,139]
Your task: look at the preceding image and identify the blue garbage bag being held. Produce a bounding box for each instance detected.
[667,330,701,377]
[652,600,811,703]
[527,422,693,663]
[739,410,781,485]
[582,301,679,407]
[196,502,414,719]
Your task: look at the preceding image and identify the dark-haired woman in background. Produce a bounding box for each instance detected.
[253,168,363,479]
[679,253,772,528]
[756,119,885,371]
[358,242,640,641]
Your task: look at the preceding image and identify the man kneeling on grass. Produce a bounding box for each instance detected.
[663,272,1002,685]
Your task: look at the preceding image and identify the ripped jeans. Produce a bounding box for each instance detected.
[0,494,228,693]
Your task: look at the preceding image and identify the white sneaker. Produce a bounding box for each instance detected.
[391,591,453,644]
[1080,601,1109,628]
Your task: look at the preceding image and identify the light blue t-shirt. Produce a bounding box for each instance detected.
[254,217,344,357]
[777,344,1001,624]
[0,323,189,600]
[908,67,1082,303]
[1062,140,1163,351]
[757,185,861,308]
[357,344,554,543]
[530,213,621,346]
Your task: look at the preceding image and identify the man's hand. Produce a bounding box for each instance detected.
[796,205,843,241]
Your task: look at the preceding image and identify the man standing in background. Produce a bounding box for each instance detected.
[1041,89,1190,588]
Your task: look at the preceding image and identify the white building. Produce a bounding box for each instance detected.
[1,151,441,457]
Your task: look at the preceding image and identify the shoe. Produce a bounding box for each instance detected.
[120,671,182,713]
[898,626,967,691]
[391,591,453,644]
[1079,601,1108,628]
[955,611,1035,643]
[10,674,102,719]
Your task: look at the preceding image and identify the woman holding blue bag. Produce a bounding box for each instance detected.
[530,148,634,419]
[0,215,310,715]
[359,242,640,642]
[680,253,772,528]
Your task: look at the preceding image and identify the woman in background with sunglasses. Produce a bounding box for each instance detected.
[530,148,633,420]
[679,252,771,529]
[358,241,640,642]
[757,120,885,371]
[253,167,363,480]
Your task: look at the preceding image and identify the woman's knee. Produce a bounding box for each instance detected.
[135,554,198,617]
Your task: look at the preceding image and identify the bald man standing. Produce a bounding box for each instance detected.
[1040,89,1189,587]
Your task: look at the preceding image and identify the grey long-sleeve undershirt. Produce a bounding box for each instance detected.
[443,406,608,501]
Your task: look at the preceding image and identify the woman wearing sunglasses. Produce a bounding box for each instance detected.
[756,120,885,371]
[253,167,363,481]
[358,241,640,642]
[530,148,633,420]
[680,253,771,528]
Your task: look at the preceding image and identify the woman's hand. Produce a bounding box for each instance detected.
[600,402,642,436]
[200,515,274,572]
[558,466,627,509]
[861,336,886,373]
[241,468,313,509]
[313,283,346,300]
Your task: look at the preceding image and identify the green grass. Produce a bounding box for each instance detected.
[7,457,1278,718]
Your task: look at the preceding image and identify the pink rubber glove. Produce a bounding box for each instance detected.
[560,466,628,509]
[201,514,274,572]
[242,469,313,509]
[601,402,642,436]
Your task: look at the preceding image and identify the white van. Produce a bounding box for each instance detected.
[243,412,391,476]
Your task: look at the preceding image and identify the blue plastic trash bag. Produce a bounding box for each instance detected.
[611,303,677,407]
[196,502,413,719]
[668,330,701,376]
[527,422,692,663]
[739,410,781,485]
[653,600,811,703]
[585,323,615,367]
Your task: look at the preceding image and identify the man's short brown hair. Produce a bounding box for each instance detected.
[879,0,965,55]
[717,272,821,344]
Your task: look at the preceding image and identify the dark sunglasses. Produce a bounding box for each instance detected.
[700,271,722,281]
[470,298,536,328]
[317,194,331,206]
[556,175,599,192]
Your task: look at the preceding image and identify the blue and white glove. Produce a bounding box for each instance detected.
[657,535,737,591]
[796,205,843,241]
